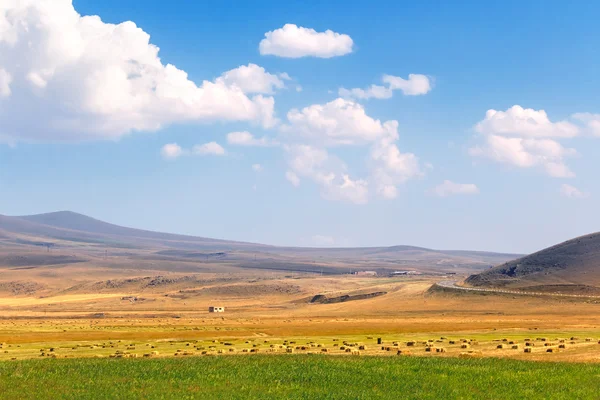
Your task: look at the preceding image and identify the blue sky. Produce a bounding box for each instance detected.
[1,0,599,253]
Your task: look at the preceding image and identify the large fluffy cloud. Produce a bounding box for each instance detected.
[259,24,353,58]
[476,106,578,138]
[339,74,432,100]
[284,98,399,146]
[0,0,277,143]
[471,106,581,178]
[283,98,422,202]
[470,134,576,178]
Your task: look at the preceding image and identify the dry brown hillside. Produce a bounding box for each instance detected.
[465,232,600,294]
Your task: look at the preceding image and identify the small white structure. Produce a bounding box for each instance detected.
[353,271,377,276]
[209,306,225,313]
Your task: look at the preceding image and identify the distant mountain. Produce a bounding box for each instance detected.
[0,211,521,273]
[466,232,600,294]
[19,211,251,246]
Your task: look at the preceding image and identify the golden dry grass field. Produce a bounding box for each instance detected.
[2,263,600,364]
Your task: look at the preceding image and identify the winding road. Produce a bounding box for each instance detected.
[435,280,600,299]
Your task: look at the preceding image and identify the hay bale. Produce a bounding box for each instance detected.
[547,348,557,353]
[512,345,520,349]
[436,348,446,353]
[359,345,367,350]
[525,342,534,347]
[425,347,432,352]
[559,344,567,349]
[345,348,352,353]
[586,338,594,342]
[524,348,532,353]
[497,344,507,349]
[449,340,456,345]
[286,348,294,353]
[461,344,470,349]
[406,341,416,347]
[351,349,361,355]
[321,348,328,353]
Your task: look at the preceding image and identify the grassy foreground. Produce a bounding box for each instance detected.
[1,355,599,399]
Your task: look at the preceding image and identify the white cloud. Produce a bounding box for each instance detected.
[285,98,399,146]
[476,106,579,138]
[432,180,480,197]
[382,74,432,96]
[560,184,588,199]
[311,235,335,246]
[226,131,278,147]
[370,138,422,199]
[470,134,576,178]
[252,163,263,172]
[192,142,226,156]
[471,106,582,178]
[259,24,353,58]
[572,113,600,137]
[217,63,290,95]
[339,74,432,100]
[0,0,276,143]
[282,98,422,202]
[285,144,368,204]
[161,143,185,160]
[285,171,300,187]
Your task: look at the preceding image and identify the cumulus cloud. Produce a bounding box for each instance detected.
[259,24,353,58]
[476,106,579,138]
[285,145,369,204]
[282,98,422,202]
[0,0,276,143]
[193,142,226,156]
[285,98,399,146]
[217,63,290,95]
[370,138,422,198]
[226,131,278,147]
[560,184,588,199]
[432,180,480,197]
[471,106,580,178]
[161,143,185,160]
[339,74,432,100]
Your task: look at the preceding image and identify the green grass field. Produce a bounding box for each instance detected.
[1,355,599,399]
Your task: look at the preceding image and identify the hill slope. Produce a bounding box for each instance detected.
[465,232,600,293]
[0,211,521,273]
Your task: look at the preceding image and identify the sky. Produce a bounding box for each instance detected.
[0,0,599,253]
